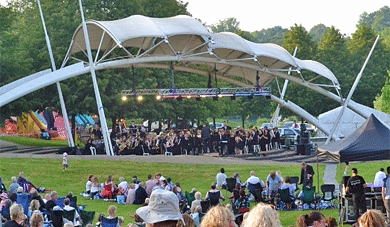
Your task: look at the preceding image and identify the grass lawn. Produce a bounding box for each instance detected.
[0,136,69,147]
[0,158,387,226]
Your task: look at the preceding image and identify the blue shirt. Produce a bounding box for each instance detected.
[267,174,282,191]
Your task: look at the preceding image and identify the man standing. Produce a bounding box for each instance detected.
[346,168,367,224]
[216,168,227,188]
[300,162,315,188]
[382,166,390,224]
[374,168,386,187]
[201,124,211,153]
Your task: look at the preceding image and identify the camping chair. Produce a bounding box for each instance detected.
[185,191,196,209]
[290,176,300,191]
[69,196,77,208]
[80,209,95,227]
[279,188,295,210]
[223,177,236,197]
[101,217,118,227]
[200,200,211,213]
[302,186,318,209]
[253,188,265,203]
[50,209,64,227]
[208,191,221,206]
[163,144,173,156]
[321,184,336,203]
[16,193,31,215]
[63,209,75,224]
[55,197,66,208]
[1,206,10,221]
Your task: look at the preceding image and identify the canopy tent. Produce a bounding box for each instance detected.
[317,114,390,163]
[317,103,390,138]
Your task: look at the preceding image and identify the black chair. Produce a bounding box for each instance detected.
[50,210,64,227]
[279,188,295,209]
[200,200,211,213]
[80,209,95,227]
[247,182,262,196]
[321,184,336,202]
[63,209,75,224]
[101,217,118,227]
[223,177,237,197]
[69,196,77,208]
[208,191,221,206]
[290,176,300,191]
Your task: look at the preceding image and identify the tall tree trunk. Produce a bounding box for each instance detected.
[71,113,76,146]
[242,115,245,128]
[213,117,216,130]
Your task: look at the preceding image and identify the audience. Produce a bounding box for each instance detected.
[4,204,27,227]
[199,206,231,227]
[30,212,43,227]
[133,182,148,205]
[296,211,326,227]
[190,192,202,214]
[8,177,20,195]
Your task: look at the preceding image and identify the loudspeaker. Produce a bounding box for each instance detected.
[296,144,312,155]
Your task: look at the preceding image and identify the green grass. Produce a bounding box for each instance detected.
[0,136,68,147]
[1,158,387,226]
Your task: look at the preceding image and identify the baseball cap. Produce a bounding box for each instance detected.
[135,189,183,224]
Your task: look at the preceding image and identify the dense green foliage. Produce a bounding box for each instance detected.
[1,1,390,126]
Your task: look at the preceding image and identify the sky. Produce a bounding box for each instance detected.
[0,0,388,36]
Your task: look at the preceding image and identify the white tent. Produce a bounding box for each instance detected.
[318,103,390,138]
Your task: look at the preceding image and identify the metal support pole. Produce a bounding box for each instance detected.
[37,0,74,147]
[325,35,380,145]
[78,0,113,156]
[271,46,298,127]
[132,66,136,98]
[170,62,175,89]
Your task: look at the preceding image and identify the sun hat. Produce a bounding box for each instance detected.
[135,189,183,224]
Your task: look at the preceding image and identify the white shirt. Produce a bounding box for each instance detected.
[216,173,227,188]
[118,181,129,191]
[86,181,92,192]
[246,175,261,185]
[374,171,387,187]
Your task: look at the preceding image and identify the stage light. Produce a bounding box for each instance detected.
[230,96,236,101]
[156,95,161,100]
[186,95,191,99]
[213,96,218,101]
[218,94,223,98]
[196,97,201,102]
[177,96,183,102]
[137,96,143,101]
[121,96,127,101]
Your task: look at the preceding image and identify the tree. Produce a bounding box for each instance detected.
[309,24,328,43]
[283,24,316,60]
[209,17,240,33]
[374,71,390,114]
[251,26,287,45]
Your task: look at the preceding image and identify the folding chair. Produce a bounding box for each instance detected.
[50,210,64,227]
[141,145,150,156]
[321,184,336,203]
[69,196,77,209]
[80,209,95,227]
[208,191,221,206]
[290,176,300,191]
[279,188,295,209]
[200,200,211,213]
[253,145,260,155]
[163,144,172,156]
[223,177,236,198]
[90,147,96,155]
[101,216,118,227]
[1,206,10,221]
[302,186,318,209]
[16,193,31,215]
[185,191,196,209]
[63,209,75,224]
[55,197,66,208]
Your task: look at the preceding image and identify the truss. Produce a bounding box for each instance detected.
[121,87,271,97]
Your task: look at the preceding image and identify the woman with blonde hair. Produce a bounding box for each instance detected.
[200,206,231,227]
[90,176,102,199]
[190,192,202,214]
[4,204,27,227]
[358,210,386,227]
[241,203,282,227]
[28,199,41,220]
[30,212,44,227]
[126,183,136,204]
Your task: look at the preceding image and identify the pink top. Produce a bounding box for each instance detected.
[145,179,156,197]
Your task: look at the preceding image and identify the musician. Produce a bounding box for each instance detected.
[182,132,193,155]
[217,129,229,156]
[201,124,211,153]
[193,130,202,154]
[248,129,259,152]
[271,127,280,148]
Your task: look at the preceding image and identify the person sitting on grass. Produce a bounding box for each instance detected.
[280,176,296,200]
[295,211,326,227]
[199,206,231,227]
[101,175,118,199]
[133,182,148,205]
[90,177,102,200]
[95,213,105,227]
[190,192,202,214]
[126,183,136,205]
[8,177,20,195]
[63,198,80,225]
[358,210,386,227]
[191,205,202,227]
[45,191,58,211]
[17,172,35,192]
[30,188,45,212]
